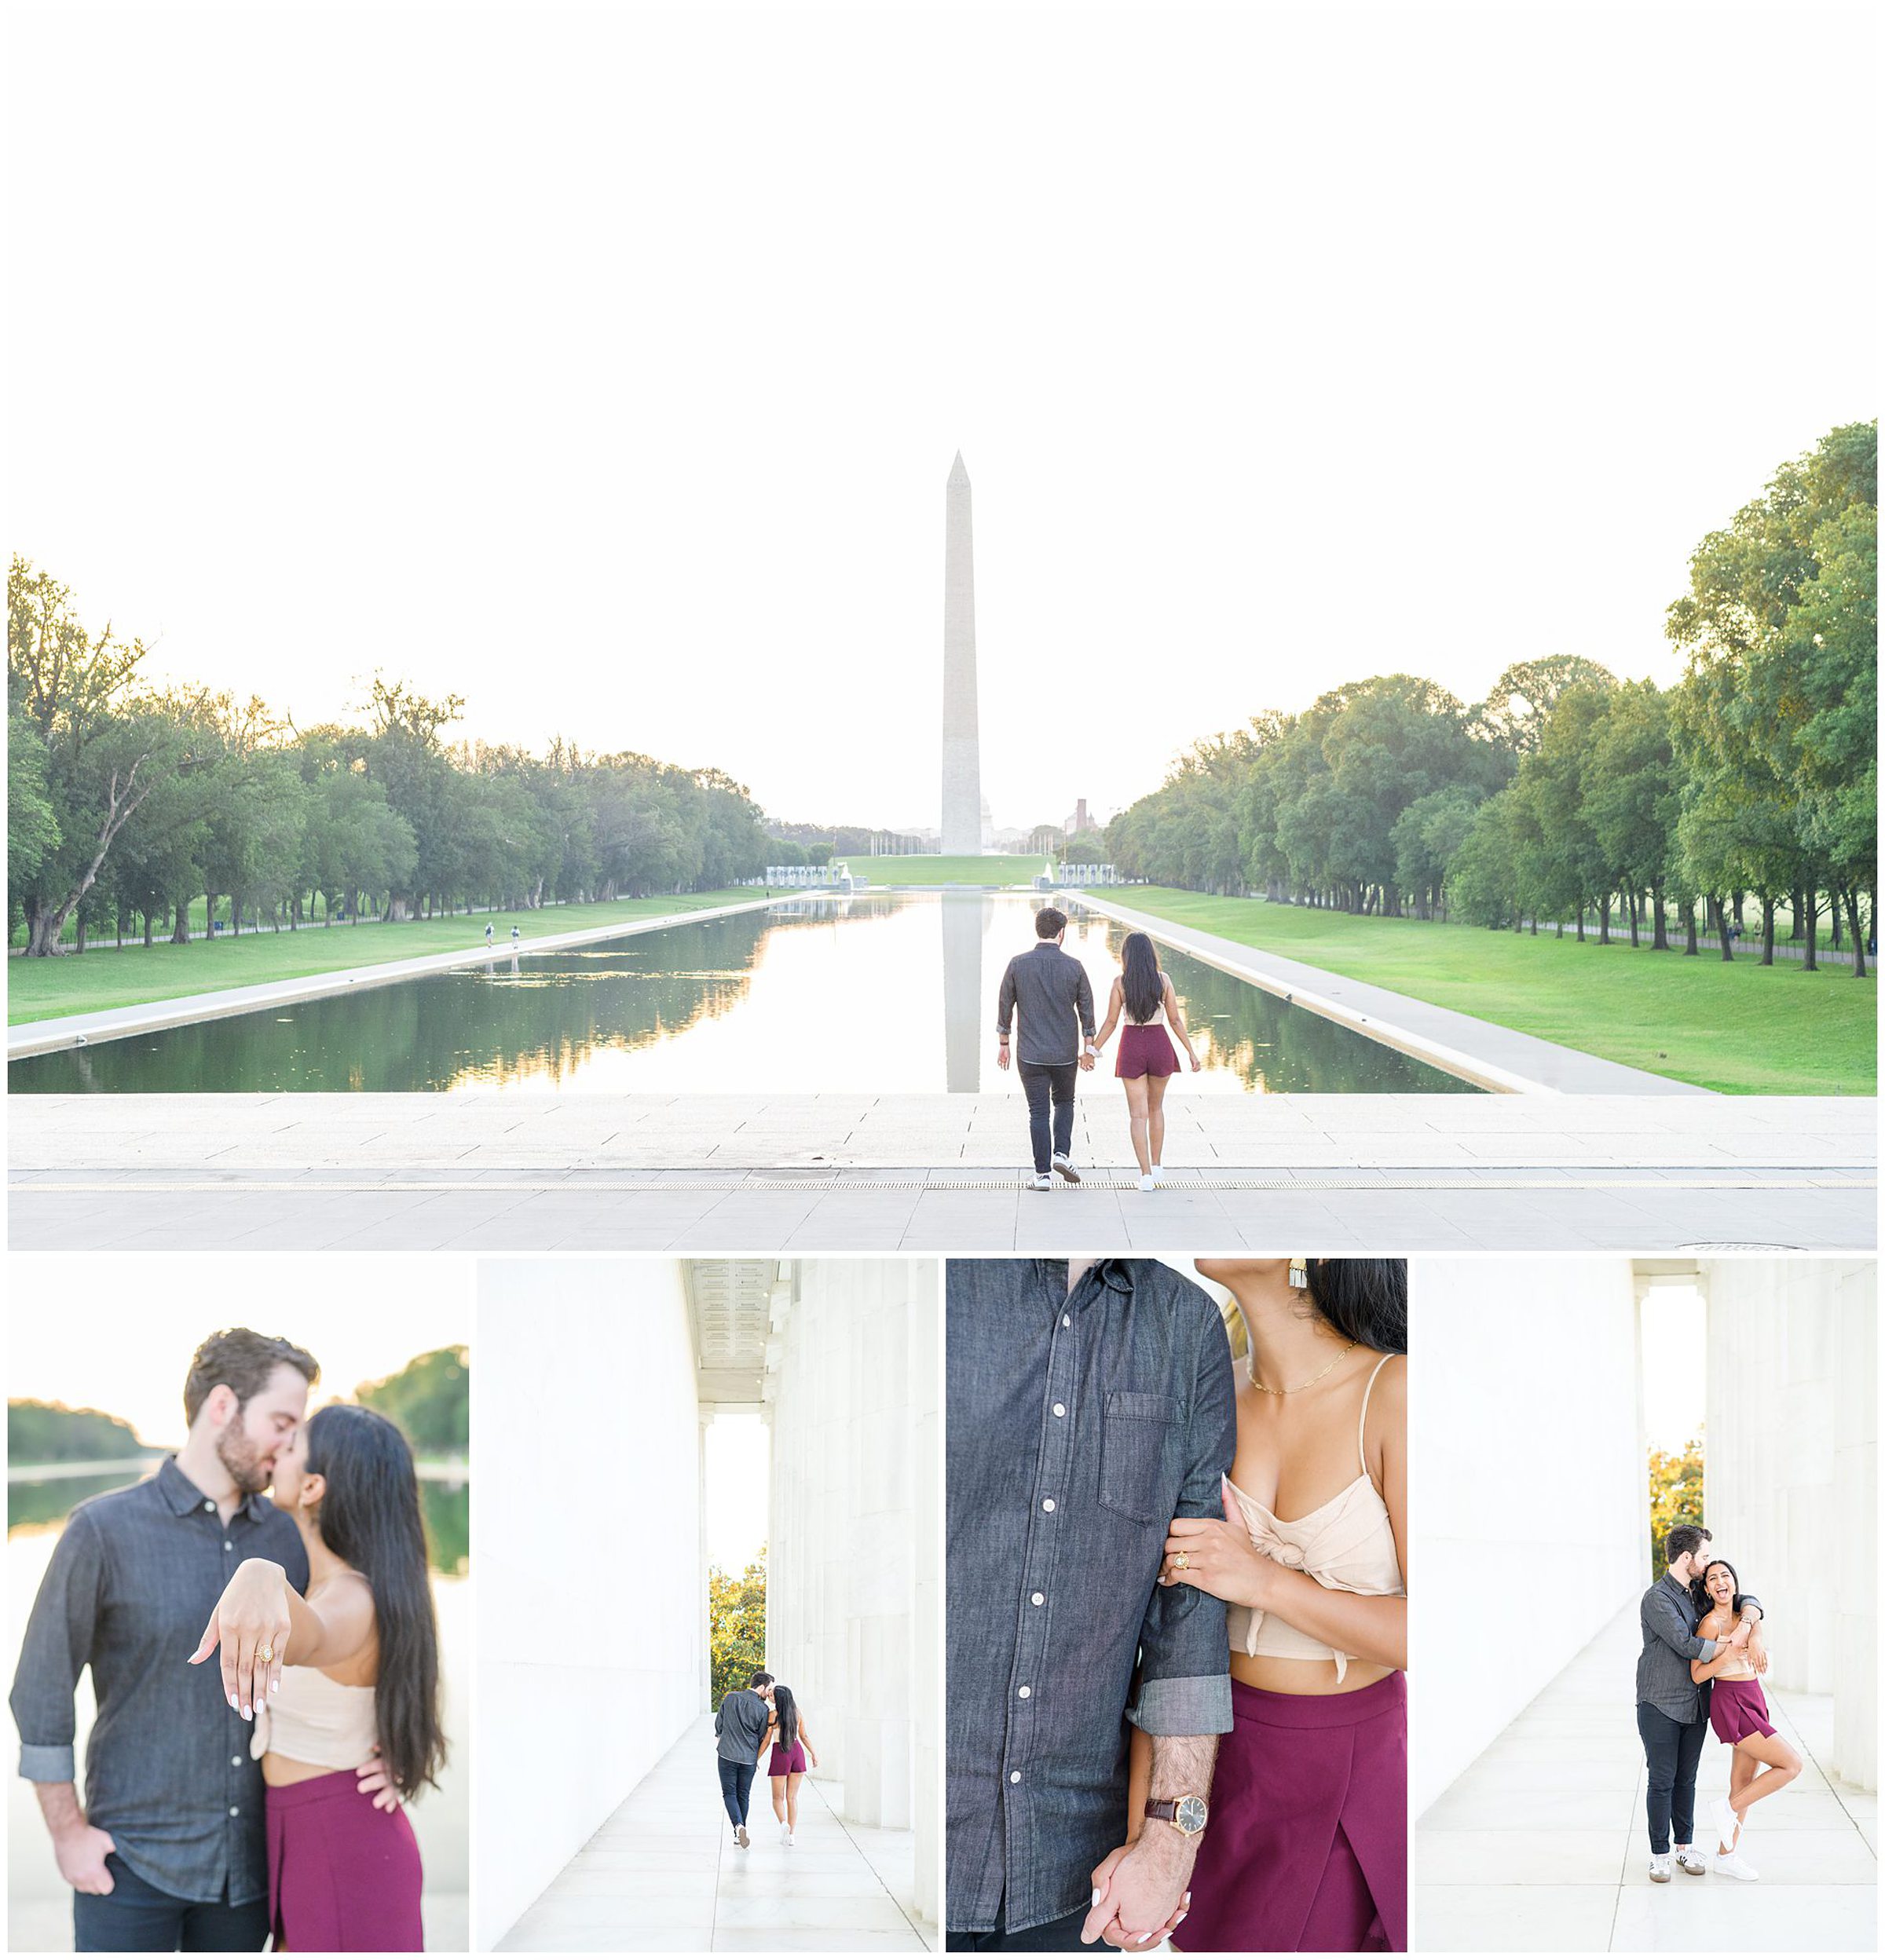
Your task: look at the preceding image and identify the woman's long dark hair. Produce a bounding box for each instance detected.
[304,1404,446,1798]
[1121,932,1164,1024]
[1690,1557,1746,1622]
[1303,1260,1407,1354]
[772,1684,800,1753]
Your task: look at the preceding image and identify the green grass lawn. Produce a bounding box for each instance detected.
[1113,889,1876,1095]
[5,891,758,1025]
[845,854,1051,885]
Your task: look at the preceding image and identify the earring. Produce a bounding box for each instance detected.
[1287,1258,1309,1291]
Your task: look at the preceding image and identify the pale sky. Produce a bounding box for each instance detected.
[705,1412,770,1573]
[8,1255,474,1446]
[1640,1282,1706,1457]
[5,2,1875,834]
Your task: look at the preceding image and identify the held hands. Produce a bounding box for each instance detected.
[53,1821,116,1896]
[188,1558,291,1720]
[1083,1837,1193,1948]
[1158,1479,1270,1610]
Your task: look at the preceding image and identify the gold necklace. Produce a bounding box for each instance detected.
[1249,1339,1357,1395]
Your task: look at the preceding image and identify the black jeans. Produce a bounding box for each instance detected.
[73,1855,269,1952]
[947,1904,1091,1951]
[717,1754,757,1827]
[1018,1061,1078,1176]
[1637,1701,1707,1854]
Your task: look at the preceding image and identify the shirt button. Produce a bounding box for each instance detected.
[229,1806,240,1817]
[1018,1685,1031,1699]
[204,1501,215,1512]
[1031,1592,1045,1606]
[223,1541,233,1552]
[232,1756,242,1767]
[1062,1314,1071,1327]
[1009,1771,1022,1784]
[1041,1498,1056,1512]
[1052,1402,1066,1417]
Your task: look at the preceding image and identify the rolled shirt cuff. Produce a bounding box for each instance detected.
[1127,1672,1233,1737]
[19,1742,76,1783]
[1698,1637,1718,1661]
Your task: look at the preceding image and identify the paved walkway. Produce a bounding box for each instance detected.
[1416,1607,1877,1951]
[5,898,775,1059]
[10,1093,1872,1250]
[495,1714,932,1953]
[1076,894,1715,1094]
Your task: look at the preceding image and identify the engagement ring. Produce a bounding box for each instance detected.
[1173,1552,1188,1571]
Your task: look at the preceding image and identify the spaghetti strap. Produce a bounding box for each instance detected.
[1357,1353,1395,1472]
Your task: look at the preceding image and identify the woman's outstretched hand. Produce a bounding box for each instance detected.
[188,1559,293,1720]
[1158,1480,1271,1609]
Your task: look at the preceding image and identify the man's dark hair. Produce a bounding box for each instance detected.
[183,1328,320,1427]
[1035,906,1068,940]
[1664,1523,1711,1565]
[749,1669,774,1690]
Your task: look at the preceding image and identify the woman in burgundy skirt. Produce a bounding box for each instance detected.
[1092,931,1200,1190]
[192,1404,446,1950]
[1113,1259,1408,1952]
[763,1684,821,1845]
[1689,1558,1801,1877]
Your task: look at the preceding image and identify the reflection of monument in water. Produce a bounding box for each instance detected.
[941,890,990,1092]
[942,452,986,855]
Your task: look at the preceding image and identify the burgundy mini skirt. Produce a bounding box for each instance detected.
[768,1742,808,1775]
[267,1768,424,1952]
[1711,1676,1776,1746]
[1174,1673,1407,1954]
[1116,1023,1177,1079]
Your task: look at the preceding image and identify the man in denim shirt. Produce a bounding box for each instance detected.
[947,1260,1237,1950]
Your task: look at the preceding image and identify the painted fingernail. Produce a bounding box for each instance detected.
[1092,1889,1103,1907]
[1176,1913,1188,1925]
[229,1695,238,1709]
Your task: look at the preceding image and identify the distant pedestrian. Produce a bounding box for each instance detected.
[510,925,521,945]
[484,923,494,947]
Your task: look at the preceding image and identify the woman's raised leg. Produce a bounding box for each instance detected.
[1123,1076,1152,1175]
[1729,1731,1802,1823]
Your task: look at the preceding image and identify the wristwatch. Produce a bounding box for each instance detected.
[1144,1794,1209,1837]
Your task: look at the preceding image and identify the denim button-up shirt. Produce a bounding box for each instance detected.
[10,1457,308,1904]
[946,1259,1236,1935]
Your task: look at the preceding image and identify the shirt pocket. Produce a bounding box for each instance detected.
[1100,1391,1181,1523]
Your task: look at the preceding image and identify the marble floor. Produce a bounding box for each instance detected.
[1416,1607,1878,1951]
[495,1715,935,1953]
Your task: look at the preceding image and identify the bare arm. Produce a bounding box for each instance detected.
[1085,1731,1218,1947]
[188,1560,376,1717]
[1094,978,1123,1051]
[1164,977,1200,1066]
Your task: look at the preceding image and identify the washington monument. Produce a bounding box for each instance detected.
[941,451,983,854]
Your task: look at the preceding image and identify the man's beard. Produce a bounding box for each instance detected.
[216,1419,270,1496]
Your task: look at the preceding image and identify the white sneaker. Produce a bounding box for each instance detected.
[1675,1847,1709,1875]
[785,1828,796,1847]
[779,1821,790,1845]
[734,1824,749,1848]
[1648,1854,1672,1882]
[1052,1151,1082,1184]
[1714,1848,1759,1881]
[1711,1797,1742,1854]
[1148,1165,1163,1186]
[1029,1172,1053,1190]
[1138,1174,1156,1191]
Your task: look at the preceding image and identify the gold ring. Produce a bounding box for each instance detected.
[258,1646,274,1663]
[1173,1551,1188,1571]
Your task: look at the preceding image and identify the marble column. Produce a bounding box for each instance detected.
[1704,1257,1876,1791]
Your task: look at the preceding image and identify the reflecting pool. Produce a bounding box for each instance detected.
[9,893,1477,1094]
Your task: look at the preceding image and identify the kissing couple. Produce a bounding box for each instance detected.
[11,1327,445,1951]
[714,1669,822,1847]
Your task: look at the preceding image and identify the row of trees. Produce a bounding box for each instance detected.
[1105,423,1876,974]
[9,560,775,954]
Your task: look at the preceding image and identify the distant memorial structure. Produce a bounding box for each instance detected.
[941,452,984,855]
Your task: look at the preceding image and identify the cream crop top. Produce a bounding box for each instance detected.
[1222,1352,1404,1681]
[251,1665,378,1769]
[1121,976,1169,1028]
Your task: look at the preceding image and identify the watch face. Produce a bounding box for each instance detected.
[1175,1796,1208,1834]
